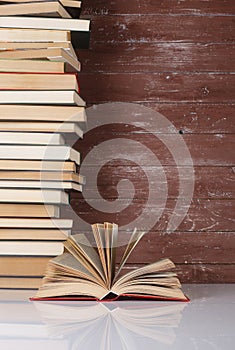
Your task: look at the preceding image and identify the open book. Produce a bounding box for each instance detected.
[32,223,188,301]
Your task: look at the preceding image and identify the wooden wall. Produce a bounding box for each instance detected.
[73,0,235,282]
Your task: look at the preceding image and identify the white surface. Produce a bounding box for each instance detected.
[0,284,234,350]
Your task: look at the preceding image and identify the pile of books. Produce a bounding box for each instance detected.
[0,1,90,288]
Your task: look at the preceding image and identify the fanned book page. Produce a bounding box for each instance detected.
[32,223,188,301]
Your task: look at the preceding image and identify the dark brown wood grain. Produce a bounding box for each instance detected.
[77,166,235,199]
[85,15,235,43]
[75,0,235,282]
[114,232,235,264]
[82,0,235,15]
[79,73,235,103]
[79,43,235,73]
[75,132,235,166]
[67,198,235,232]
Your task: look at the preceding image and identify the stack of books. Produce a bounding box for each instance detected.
[0,1,90,288]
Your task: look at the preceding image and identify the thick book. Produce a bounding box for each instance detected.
[0,241,64,255]
[0,72,79,91]
[32,222,188,301]
[0,276,43,288]
[0,145,80,164]
[0,228,71,240]
[0,48,80,72]
[0,218,73,229]
[0,122,83,137]
[0,180,83,191]
[0,90,86,106]
[0,189,68,204]
[0,1,72,18]
[0,0,82,18]
[0,171,85,184]
[0,256,52,276]
[0,203,59,217]
[0,16,90,31]
[0,41,76,53]
[0,132,65,145]
[0,58,77,73]
[0,28,70,42]
[0,160,76,171]
[0,105,86,122]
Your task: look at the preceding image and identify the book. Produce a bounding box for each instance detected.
[0,105,86,122]
[0,203,59,217]
[0,145,80,164]
[0,0,82,6]
[0,180,83,191]
[0,132,65,145]
[0,189,68,203]
[0,1,72,18]
[0,241,64,255]
[33,223,188,301]
[0,72,79,91]
[0,160,76,171]
[0,277,43,288]
[0,41,75,53]
[0,122,83,137]
[0,59,75,73]
[0,90,86,106]
[0,16,90,31]
[0,171,85,184]
[0,218,73,228]
[0,256,52,276]
[0,228,71,240]
[0,48,81,72]
[0,28,70,42]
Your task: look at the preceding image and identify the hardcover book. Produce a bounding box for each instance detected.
[32,223,188,301]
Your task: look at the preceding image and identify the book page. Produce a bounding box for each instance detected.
[48,252,102,285]
[114,228,146,281]
[110,223,118,282]
[113,259,176,288]
[104,222,112,288]
[92,224,108,283]
[65,234,106,283]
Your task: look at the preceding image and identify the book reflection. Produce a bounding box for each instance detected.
[33,301,187,349]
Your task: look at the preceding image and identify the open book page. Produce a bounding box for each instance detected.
[113,228,146,281]
[92,224,108,283]
[64,234,106,284]
[34,281,108,300]
[111,223,118,282]
[45,253,105,287]
[104,222,112,289]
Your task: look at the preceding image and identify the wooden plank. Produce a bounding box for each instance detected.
[76,133,235,166]
[65,104,234,134]
[85,15,235,43]
[121,264,235,283]
[114,232,235,264]
[82,0,235,15]
[68,198,235,232]
[80,166,235,199]
[79,43,235,73]
[79,73,235,103]
[145,103,235,134]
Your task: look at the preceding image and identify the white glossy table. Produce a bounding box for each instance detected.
[0,284,234,350]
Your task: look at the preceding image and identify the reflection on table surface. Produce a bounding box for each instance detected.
[0,284,235,350]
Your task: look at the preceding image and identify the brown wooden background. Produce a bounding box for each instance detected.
[72,0,235,282]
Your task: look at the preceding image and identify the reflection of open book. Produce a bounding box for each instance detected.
[32,223,187,301]
[34,300,187,349]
